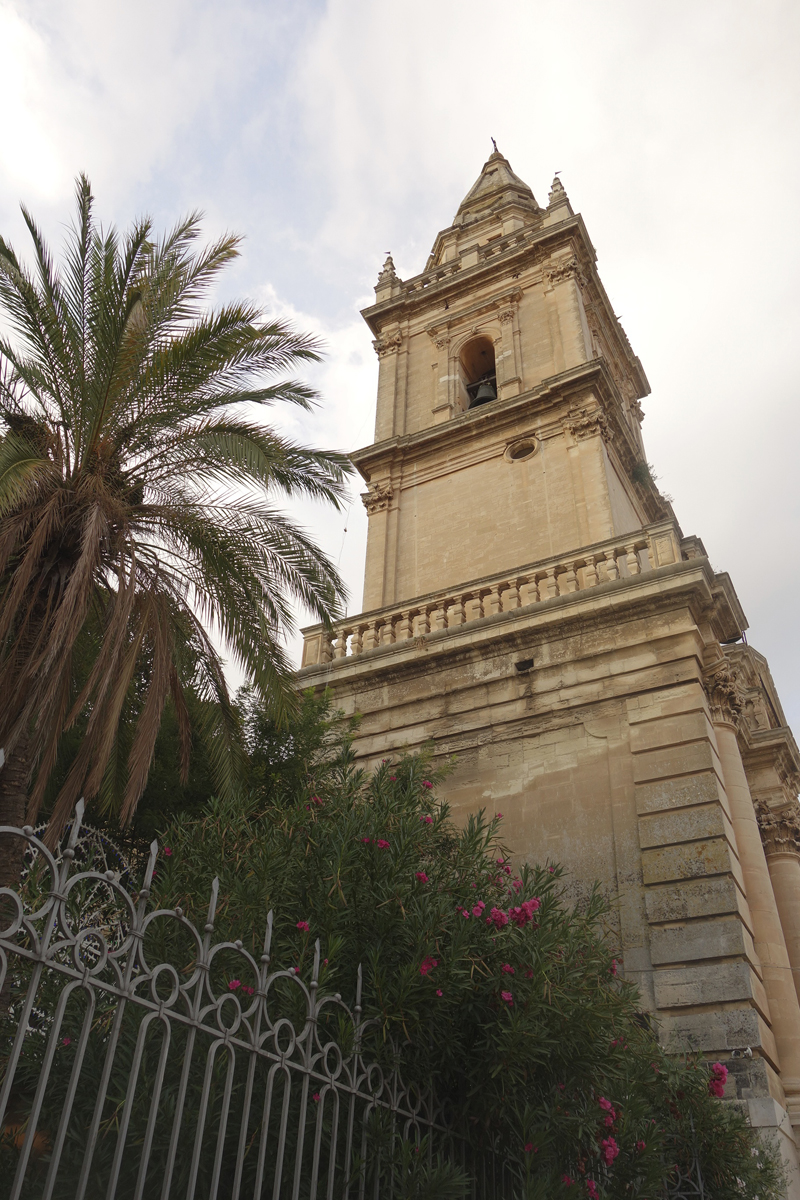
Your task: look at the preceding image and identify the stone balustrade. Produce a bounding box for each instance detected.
[300,522,683,669]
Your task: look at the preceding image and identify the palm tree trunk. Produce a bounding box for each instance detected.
[0,728,31,888]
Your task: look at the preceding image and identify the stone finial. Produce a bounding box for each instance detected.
[377,254,399,287]
[703,658,744,727]
[756,800,800,858]
[548,175,567,206]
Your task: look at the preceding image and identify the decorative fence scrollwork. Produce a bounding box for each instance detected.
[0,804,465,1200]
[0,806,714,1199]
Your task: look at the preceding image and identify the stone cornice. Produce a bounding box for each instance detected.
[351,358,670,527]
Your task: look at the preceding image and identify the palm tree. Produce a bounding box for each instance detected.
[0,176,350,862]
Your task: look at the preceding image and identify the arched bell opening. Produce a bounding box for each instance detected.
[459,336,497,411]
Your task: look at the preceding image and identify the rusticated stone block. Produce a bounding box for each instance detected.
[632,740,717,784]
[635,770,723,815]
[659,1005,762,1053]
[638,804,726,849]
[649,916,747,964]
[629,710,711,753]
[653,960,756,1008]
[644,876,745,923]
[642,837,734,885]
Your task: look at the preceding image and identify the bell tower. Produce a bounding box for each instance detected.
[300,149,800,1189]
[357,148,664,613]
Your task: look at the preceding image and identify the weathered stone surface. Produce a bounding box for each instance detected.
[649,917,748,964]
[296,151,800,1189]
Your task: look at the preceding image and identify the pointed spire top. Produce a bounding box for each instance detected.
[548,174,568,206]
[455,148,538,221]
[377,254,398,286]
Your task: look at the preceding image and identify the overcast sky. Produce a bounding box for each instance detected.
[2,0,799,725]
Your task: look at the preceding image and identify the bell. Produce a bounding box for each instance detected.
[470,380,497,408]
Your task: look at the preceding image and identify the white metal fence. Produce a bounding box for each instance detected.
[0,804,471,1200]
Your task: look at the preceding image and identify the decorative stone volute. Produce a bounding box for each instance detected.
[703,658,744,727]
[757,800,800,859]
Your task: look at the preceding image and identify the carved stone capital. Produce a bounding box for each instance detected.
[543,256,587,288]
[566,407,613,443]
[704,659,744,727]
[372,331,402,358]
[361,481,393,515]
[498,309,516,325]
[756,800,800,858]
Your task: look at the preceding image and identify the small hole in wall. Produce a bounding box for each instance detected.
[505,439,537,462]
[515,659,534,673]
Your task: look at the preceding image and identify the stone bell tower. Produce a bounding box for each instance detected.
[299,148,800,1185]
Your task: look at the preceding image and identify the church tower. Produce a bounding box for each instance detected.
[300,149,800,1184]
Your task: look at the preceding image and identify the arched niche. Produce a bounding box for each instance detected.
[457,334,498,412]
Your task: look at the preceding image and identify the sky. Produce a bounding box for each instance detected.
[2,0,800,723]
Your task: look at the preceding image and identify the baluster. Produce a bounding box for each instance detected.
[558,563,578,595]
[448,596,465,627]
[350,627,363,656]
[414,607,431,636]
[396,610,412,641]
[431,604,447,632]
[362,622,379,651]
[541,568,559,599]
[603,551,620,581]
[625,543,641,576]
[583,555,598,588]
[332,628,349,659]
[502,580,520,611]
[465,593,482,622]
[485,587,502,616]
[380,618,395,645]
[518,576,537,606]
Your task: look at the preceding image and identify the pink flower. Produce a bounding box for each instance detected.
[601,1137,619,1166]
[323,958,328,965]
[293,967,300,975]
[241,985,254,996]
[376,839,390,850]
[548,866,555,874]
[636,1140,646,1152]
[296,920,310,932]
[557,1083,565,1091]
[461,909,470,918]
[562,1177,574,1188]
[496,812,503,819]
[511,879,522,893]
[419,815,434,824]
[361,836,371,843]
[524,968,534,979]
[310,795,323,807]
[496,858,505,867]
[486,907,509,929]
[598,1097,616,1118]
[422,780,433,789]
[419,956,438,976]
[501,963,515,975]
[415,872,429,883]
[436,988,442,996]
[312,1092,321,1102]
[610,959,619,977]
[61,1036,71,1046]
[586,1182,599,1200]
[388,775,397,781]
[604,1115,614,1127]
[229,979,241,990]
[500,990,513,1005]
[524,1142,534,1153]
[163,847,173,857]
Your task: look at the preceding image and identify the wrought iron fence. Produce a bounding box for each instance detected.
[0,804,475,1200]
[0,806,718,1200]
